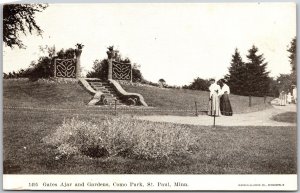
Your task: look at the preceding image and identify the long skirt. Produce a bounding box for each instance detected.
[208,92,221,116]
[220,93,233,116]
[279,93,286,106]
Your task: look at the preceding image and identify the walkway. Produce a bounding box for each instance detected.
[136,99,297,127]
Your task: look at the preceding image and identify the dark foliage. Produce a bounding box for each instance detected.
[276,74,293,93]
[245,45,270,97]
[226,48,247,95]
[86,50,144,82]
[226,46,270,97]
[28,57,53,80]
[3,4,48,48]
[4,47,76,80]
[3,68,31,79]
[132,65,143,82]
[182,77,210,91]
[28,48,76,80]
[56,48,76,59]
[86,59,109,80]
[287,37,296,85]
[267,77,280,97]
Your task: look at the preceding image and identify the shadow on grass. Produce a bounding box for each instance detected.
[272,111,297,123]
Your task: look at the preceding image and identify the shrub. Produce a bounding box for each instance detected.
[43,116,197,160]
[183,77,210,91]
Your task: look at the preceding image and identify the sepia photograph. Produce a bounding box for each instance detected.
[2,2,297,191]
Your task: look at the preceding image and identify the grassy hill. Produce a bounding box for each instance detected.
[121,83,273,114]
[3,79,92,109]
[3,79,273,114]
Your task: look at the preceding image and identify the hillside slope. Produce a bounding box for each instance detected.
[3,79,273,114]
[3,79,92,109]
[121,84,273,114]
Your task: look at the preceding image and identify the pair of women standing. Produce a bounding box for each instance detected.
[208,78,233,116]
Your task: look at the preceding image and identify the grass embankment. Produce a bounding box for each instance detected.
[121,84,273,114]
[4,79,273,115]
[4,109,296,174]
[3,79,92,109]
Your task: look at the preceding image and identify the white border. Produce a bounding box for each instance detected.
[3,174,297,191]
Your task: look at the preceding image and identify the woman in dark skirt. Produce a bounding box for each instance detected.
[219,79,233,116]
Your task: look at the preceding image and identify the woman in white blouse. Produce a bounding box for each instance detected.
[208,78,221,116]
[219,79,233,116]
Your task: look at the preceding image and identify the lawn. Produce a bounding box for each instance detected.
[3,108,296,174]
[272,112,297,123]
[121,83,274,114]
[3,79,92,109]
[4,79,295,174]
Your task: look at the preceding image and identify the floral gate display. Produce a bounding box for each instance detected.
[112,61,132,81]
[54,59,77,78]
[54,43,84,78]
[107,46,132,81]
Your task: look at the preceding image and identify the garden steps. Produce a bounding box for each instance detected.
[86,79,127,106]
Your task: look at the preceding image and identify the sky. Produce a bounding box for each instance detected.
[3,3,296,86]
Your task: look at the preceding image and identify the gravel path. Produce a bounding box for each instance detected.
[136,99,297,127]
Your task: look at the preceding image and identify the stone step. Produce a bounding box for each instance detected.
[91,86,113,92]
[90,83,110,87]
[106,88,117,92]
[86,79,103,82]
[103,99,124,105]
[102,92,114,96]
[85,78,128,106]
[92,87,118,95]
[92,86,109,91]
[90,82,109,86]
[91,85,106,90]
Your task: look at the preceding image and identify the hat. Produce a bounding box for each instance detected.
[220,78,227,83]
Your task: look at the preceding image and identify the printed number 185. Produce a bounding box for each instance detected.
[29,183,38,187]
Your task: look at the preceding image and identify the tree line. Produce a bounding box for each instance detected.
[184,38,296,97]
[5,38,296,98]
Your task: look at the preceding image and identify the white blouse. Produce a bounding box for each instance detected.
[220,84,230,95]
[209,83,221,97]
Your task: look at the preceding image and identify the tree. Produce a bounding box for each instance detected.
[131,64,144,82]
[158,78,166,87]
[276,74,293,93]
[245,45,270,97]
[267,77,280,97]
[86,59,109,80]
[225,46,270,106]
[183,77,210,91]
[226,48,247,95]
[87,49,144,82]
[287,37,296,84]
[3,4,48,48]
[5,45,76,80]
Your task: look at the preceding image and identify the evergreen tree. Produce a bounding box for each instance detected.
[287,37,296,84]
[226,48,247,95]
[245,45,270,97]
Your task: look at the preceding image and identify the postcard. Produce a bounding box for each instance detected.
[2,2,297,191]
